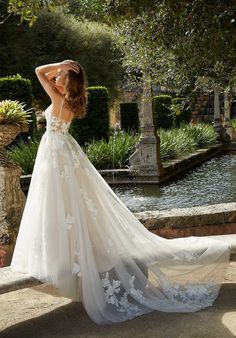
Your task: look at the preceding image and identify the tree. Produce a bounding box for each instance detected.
[101,0,236,89]
[5,0,236,92]
[0,4,124,106]
[5,0,64,25]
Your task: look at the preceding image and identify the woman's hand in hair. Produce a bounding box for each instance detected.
[61,60,80,74]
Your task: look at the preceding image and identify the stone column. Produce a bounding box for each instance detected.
[223,91,236,140]
[129,73,163,180]
[0,151,26,266]
[213,86,230,142]
[213,86,221,130]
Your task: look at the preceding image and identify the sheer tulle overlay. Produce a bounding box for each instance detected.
[10,105,230,325]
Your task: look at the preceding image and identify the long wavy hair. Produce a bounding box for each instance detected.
[64,61,88,119]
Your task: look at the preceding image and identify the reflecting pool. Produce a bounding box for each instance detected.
[112,154,236,212]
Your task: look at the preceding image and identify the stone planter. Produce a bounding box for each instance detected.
[0,124,27,147]
[0,123,29,267]
[0,124,28,167]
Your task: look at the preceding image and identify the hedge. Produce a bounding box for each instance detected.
[0,74,37,141]
[69,86,109,146]
[172,97,192,127]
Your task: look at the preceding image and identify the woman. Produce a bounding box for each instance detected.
[10,60,230,325]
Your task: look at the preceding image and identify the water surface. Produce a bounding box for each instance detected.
[112,154,236,212]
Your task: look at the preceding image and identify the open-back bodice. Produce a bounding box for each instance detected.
[44,104,73,135]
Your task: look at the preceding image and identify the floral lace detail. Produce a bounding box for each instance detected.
[79,188,97,218]
[60,163,70,180]
[101,272,145,319]
[67,142,81,168]
[65,213,81,277]
[162,280,216,307]
[66,213,75,230]
[50,115,71,134]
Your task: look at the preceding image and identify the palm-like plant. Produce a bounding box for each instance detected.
[0,100,32,126]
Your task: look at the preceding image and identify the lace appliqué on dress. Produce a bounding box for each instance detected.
[101,272,145,319]
[162,279,217,307]
[79,188,98,219]
[50,115,70,134]
[60,163,70,180]
[67,142,81,168]
[65,213,81,277]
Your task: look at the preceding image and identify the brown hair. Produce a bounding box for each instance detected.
[64,61,88,119]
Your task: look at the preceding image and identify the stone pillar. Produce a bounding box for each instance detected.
[129,74,163,180]
[213,86,221,129]
[223,91,236,140]
[213,86,230,142]
[0,151,26,266]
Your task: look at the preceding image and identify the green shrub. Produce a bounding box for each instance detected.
[0,74,33,107]
[70,86,109,146]
[120,103,139,132]
[160,128,195,160]
[181,123,217,147]
[7,139,39,174]
[171,97,192,127]
[153,94,173,130]
[0,74,37,141]
[85,131,139,170]
[160,123,217,161]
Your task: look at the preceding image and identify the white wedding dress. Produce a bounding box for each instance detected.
[10,103,230,325]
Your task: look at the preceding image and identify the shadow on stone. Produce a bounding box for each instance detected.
[1,283,236,338]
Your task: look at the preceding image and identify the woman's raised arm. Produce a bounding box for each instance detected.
[35,62,62,100]
[35,61,80,100]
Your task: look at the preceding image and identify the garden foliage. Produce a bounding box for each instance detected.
[0,74,37,141]
[69,86,109,146]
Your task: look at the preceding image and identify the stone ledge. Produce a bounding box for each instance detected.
[160,143,223,183]
[136,202,236,232]
[0,267,41,295]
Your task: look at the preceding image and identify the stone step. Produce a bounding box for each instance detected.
[0,268,41,295]
[0,234,235,296]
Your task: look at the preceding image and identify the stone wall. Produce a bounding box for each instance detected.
[135,202,236,238]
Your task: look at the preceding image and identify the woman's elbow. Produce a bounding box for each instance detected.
[35,67,41,75]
